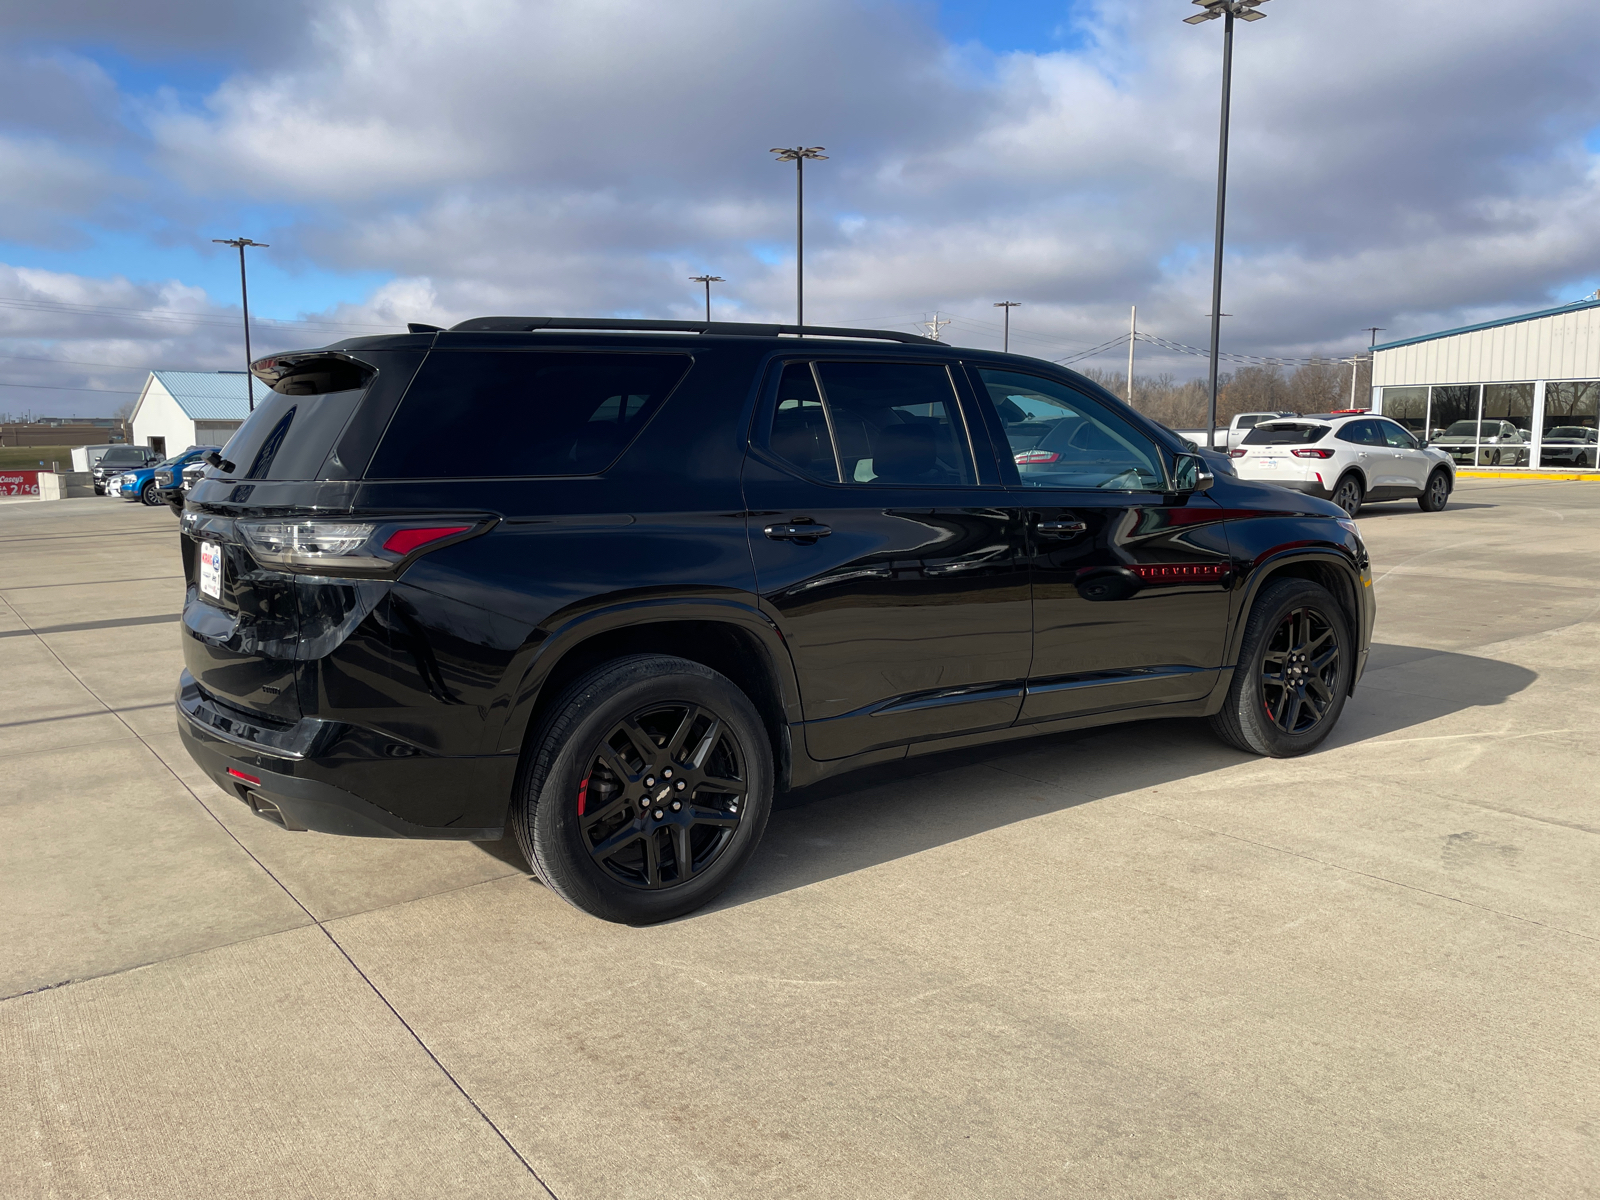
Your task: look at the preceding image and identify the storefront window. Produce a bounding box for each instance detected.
[1426,385,1479,468]
[1479,383,1534,467]
[1381,387,1427,440]
[1539,381,1599,469]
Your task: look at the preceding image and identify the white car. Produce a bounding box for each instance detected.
[1230,412,1456,516]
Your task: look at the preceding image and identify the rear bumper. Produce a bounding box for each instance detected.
[175,672,509,840]
[1249,476,1333,500]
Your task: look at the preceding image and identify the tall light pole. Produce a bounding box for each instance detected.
[690,275,724,322]
[769,146,826,330]
[1185,0,1270,451]
[994,301,1020,352]
[212,237,269,411]
[1359,327,1386,409]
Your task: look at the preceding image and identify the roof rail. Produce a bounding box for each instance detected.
[444,315,933,345]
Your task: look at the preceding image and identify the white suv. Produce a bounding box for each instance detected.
[1230,412,1456,516]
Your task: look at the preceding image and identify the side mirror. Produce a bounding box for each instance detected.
[205,450,237,474]
[1172,453,1215,494]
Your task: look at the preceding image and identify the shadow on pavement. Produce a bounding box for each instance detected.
[704,642,1536,914]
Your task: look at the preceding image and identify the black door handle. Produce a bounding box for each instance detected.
[764,523,832,541]
[1035,519,1087,536]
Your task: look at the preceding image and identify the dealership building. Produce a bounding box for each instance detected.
[129,371,252,460]
[1370,295,1600,470]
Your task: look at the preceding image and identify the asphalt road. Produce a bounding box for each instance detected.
[2,480,1596,1199]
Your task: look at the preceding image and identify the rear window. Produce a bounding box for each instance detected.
[219,387,372,481]
[368,351,691,479]
[1242,422,1329,446]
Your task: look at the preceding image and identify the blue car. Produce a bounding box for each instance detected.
[111,446,219,507]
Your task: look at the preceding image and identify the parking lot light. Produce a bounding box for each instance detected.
[769,147,827,330]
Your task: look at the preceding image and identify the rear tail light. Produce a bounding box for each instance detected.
[227,768,261,786]
[1229,449,1247,458]
[236,518,488,576]
[1292,448,1335,458]
[1015,450,1060,464]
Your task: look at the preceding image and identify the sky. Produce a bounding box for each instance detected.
[3,0,1600,418]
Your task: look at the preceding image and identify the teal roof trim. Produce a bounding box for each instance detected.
[149,371,253,421]
[1372,296,1600,353]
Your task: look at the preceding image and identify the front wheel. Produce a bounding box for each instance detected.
[512,654,773,924]
[1208,578,1353,757]
[1331,474,1364,517]
[1418,469,1450,512]
[139,481,160,506]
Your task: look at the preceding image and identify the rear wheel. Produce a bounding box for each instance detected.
[1331,474,1364,517]
[1208,578,1353,757]
[1418,469,1450,512]
[512,654,773,924]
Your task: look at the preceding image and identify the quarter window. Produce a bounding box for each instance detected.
[973,368,1165,491]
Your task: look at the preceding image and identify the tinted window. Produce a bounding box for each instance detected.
[1335,420,1383,446]
[370,351,690,479]
[1243,423,1330,446]
[769,362,838,480]
[975,369,1164,490]
[813,362,972,486]
[221,388,370,481]
[99,448,147,466]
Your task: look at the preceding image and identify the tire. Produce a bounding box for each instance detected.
[139,481,160,506]
[1418,469,1450,512]
[511,654,773,924]
[1208,578,1353,757]
[1331,473,1364,517]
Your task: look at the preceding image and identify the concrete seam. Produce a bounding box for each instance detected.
[0,590,558,1196]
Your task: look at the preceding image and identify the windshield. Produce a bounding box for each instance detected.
[100,448,146,465]
[1442,421,1502,437]
[1242,423,1328,446]
[1547,427,1596,440]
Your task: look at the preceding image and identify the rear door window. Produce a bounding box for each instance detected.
[369,351,691,479]
[765,360,974,487]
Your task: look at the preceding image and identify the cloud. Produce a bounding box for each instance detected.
[7,0,1600,415]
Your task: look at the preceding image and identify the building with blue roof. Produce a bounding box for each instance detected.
[1371,296,1600,470]
[129,370,254,460]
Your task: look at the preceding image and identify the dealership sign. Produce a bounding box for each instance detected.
[1,471,41,497]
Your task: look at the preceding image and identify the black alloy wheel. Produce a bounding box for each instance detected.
[512,653,773,923]
[140,480,160,506]
[1209,577,1352,757]
[1258,607,1340,736]
[1419,469,1450,512]
[1331,475,1363,517]
[578,703,746,890]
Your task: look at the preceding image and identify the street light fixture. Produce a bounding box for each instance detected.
[212,237,269,411]
[769,146,827,331]
[1185,0,1271,449]
[994,301,1020,352]
[690,275,725,322]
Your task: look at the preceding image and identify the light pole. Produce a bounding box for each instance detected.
[1359,327,1386,409]
[212,237,269,411]
[1185,0,1270,451]
[994,301,1020,352]
[690,275,724,322]
[769,146,826,330]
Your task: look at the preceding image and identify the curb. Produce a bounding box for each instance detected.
[1457,470,1600,481]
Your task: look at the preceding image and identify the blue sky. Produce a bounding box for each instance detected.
[3,0,1600,416]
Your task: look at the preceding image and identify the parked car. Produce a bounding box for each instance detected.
[91,445,160,494]
[1430,419,1529,466]
[1539,426,1598,468]
[1231,413,1456,516]
[113,446,218,507]
[1173,411,1299,451]
[176,317,1374,924]
[153,446,222,511]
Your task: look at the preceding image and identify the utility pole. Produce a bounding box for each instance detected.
[1358,328,1385,410]
[212,237,269,411]
[1127,305,1137,405]
[690,275,724,322]
[920,312,951,341]
[769,147,826,331]
[993,301,1020,352]
[1185,0,1271,451]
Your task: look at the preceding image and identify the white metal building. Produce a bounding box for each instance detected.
[1370,296,1600,470]
[129,371,252,460]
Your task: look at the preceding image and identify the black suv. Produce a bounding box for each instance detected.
[175,318,1374,923]
[92,445,160,494]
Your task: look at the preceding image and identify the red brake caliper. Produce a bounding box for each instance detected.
[577,775,590,816]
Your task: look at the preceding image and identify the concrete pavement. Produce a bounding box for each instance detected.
[1,484,1596,1198]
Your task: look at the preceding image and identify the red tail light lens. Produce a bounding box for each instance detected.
[1292,448,1335,458]
[227,768,261,786]
[1229,449,1247,458]
[1015,450,1060,464]
[383,525,471,555]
